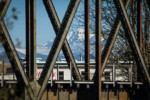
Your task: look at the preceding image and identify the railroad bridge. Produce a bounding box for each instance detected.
[0,0,150,100]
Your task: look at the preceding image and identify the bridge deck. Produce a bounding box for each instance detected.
[0,80,143,89]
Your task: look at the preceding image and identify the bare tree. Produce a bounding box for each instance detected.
[0,1,21,48]
[143,0,150,73]
[73,0,150,80]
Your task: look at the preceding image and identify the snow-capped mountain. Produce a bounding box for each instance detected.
[0,28,105,62]
[37,40,54,49]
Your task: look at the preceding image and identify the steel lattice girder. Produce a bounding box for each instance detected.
[37,0,80,99]
[113,0,150,84]
[92,0,130,80]
[26,0,36,81]
[137,0,142,50]
[101,0,130,74]
[0,0,35,99]
[84,0,90,80]
[43,0,81,80]
[95,0,102,99]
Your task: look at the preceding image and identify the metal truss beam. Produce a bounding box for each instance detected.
[101,0,130,74]
[0,0,34,99]
[137,0,143,82]
[95,0,102,99]
[92,0,130,80]
[0,0,10,18]
[137,0,142,50]
[26,0,36,81]
[114,0,150,84]
[84,0,90,80]
[37,0,80,99]
[43,0,81,80]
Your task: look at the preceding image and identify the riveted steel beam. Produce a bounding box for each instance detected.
[114,0,150,84]
[137,0,142,50]
[43,0,81,80]
[84,0,90,80]
[0,0,34,99]
[95,0,102,99]
[37,0,80,99]
[26,0,36,81]
[137,0,143,82]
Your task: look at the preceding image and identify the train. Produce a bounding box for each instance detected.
[35,60,96,80]
[2,58,132,81]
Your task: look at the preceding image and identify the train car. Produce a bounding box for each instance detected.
[3,58,132,81]
[36,60,96,80]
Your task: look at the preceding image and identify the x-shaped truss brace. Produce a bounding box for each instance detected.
[113,0,150,84]
[93,0,150,85]
[37,0,81,99]
[43,0,81,81]
[0,0,81,99]
[92,0,130,80]
[101,0,130,74]
[0,0,35,99]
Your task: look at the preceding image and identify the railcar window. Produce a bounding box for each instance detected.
[105,72,110,81]
[81,71,85,80]
[59,71,64,80]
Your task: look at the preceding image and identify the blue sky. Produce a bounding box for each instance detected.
[5,0,83,48]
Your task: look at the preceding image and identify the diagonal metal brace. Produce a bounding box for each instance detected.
[0,0,10,19]
[92,0,130,80]
[0,21,35,100]
[114,0,150,84]
[37,0,80,99]
[101,0,130,74]
[0,0,34,99]
[43,0,81,80]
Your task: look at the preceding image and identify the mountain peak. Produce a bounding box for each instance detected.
[15,28,105,61]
